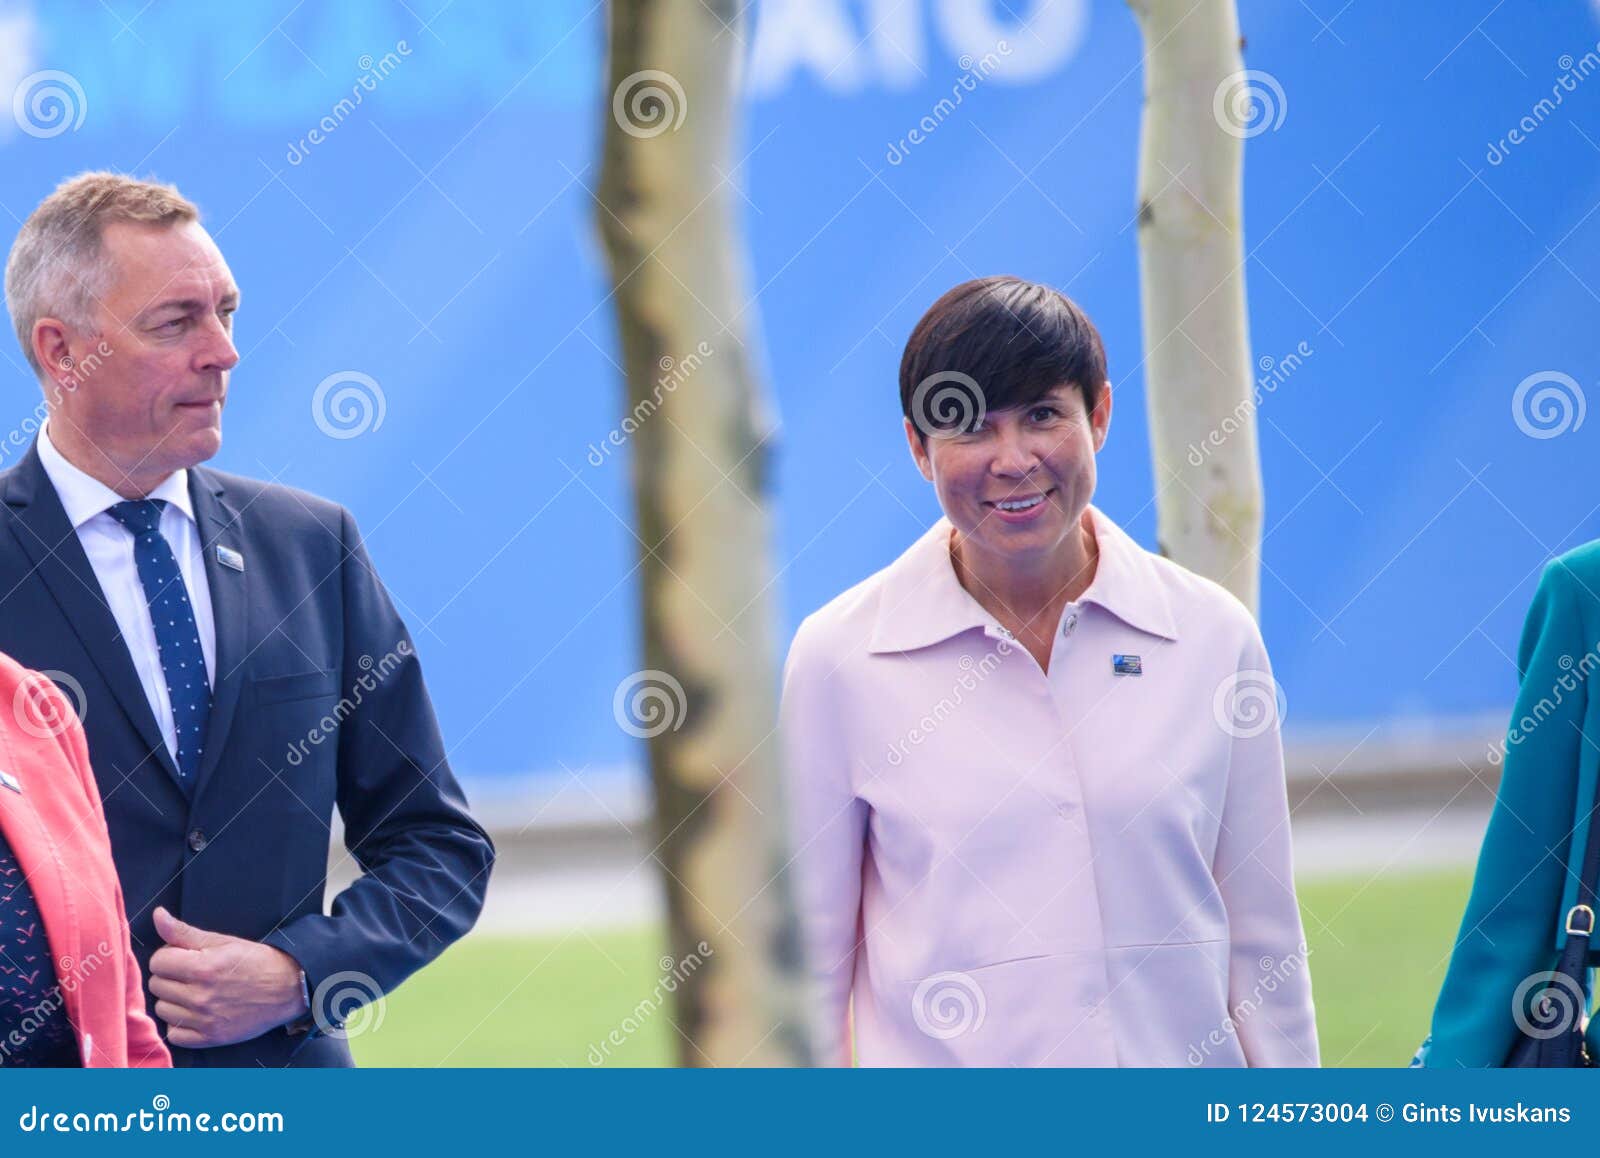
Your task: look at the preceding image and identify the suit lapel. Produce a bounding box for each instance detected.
[189,467,248,804]
[2,445,181,787]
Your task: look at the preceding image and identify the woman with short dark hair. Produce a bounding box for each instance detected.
[779,275,1318,1067]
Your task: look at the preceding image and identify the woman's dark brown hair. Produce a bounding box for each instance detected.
[899,275,1106,440]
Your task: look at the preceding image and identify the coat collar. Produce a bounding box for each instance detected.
[867,503,1180,654]
[36,419,197,528]
[3,441,247,803]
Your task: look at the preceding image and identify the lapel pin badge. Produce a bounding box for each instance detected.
[0,769,20,793]
[216,545,245,572]
[1112,654,1142,676]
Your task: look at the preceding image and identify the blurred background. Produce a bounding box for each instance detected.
[3,0,1599,1065]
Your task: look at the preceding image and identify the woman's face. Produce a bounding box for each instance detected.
[904,381,1112,569]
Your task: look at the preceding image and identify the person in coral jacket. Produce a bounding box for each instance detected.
[0,655,169,1067]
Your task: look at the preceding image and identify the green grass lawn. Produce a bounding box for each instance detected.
[353,866,1473,1068]
[1296,867,1471,1066]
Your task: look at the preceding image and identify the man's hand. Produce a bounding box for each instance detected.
[146,907,309,1049]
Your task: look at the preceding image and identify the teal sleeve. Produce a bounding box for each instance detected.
[1423,559,1590,1067]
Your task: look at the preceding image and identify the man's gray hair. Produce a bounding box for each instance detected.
[4,171,199,381]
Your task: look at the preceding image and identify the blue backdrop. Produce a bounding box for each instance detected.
[1,0,1596,792]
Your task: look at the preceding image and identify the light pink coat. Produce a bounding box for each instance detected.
[779,505,1318,1067]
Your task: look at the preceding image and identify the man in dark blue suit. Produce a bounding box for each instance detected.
[0,172,494,1066]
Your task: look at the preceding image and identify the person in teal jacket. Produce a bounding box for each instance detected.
[1418,542,1600,1066]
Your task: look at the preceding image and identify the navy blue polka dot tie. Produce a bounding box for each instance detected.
[107,499,211,785]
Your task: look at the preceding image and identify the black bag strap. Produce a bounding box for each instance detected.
[1564,768,1600,947]
[1522,770,1600,1064]
[1503,768,1600,1065]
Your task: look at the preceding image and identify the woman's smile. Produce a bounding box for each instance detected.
[983,486,1055,524]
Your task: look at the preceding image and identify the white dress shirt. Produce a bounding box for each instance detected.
[37,422,217,767]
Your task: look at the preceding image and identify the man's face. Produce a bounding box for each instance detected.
[51,219,239,486]
[904,382,1112,569]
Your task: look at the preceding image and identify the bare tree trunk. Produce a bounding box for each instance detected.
[1128,0,1263,615]
[595,0,813,1066]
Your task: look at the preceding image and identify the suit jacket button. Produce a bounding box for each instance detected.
[187,828,208,852]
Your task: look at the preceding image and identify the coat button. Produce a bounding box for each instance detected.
[187,828,208,852]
